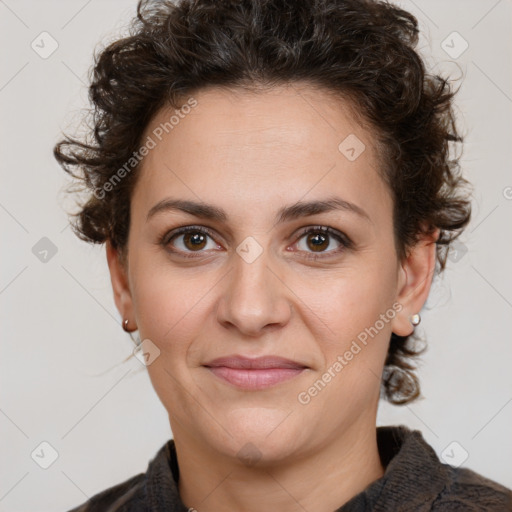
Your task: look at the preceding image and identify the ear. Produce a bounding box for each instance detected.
[390,227,440,337]
[106,240,135,328]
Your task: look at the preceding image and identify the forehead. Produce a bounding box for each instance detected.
[133,84,392,227]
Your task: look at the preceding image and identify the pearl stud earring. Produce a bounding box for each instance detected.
[410,313,421,326]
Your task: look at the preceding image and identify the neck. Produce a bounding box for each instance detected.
[174,419,385,512]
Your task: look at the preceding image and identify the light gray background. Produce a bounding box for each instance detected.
[1,0,511,510]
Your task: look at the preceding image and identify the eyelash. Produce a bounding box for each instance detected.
[158,225,353,260]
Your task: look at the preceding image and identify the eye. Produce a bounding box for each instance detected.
[160,225,221,258]
[159,224,352,260]
[291,226,352,260]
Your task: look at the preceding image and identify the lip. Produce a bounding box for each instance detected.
[203,355,308,390]
[204,355,307,370]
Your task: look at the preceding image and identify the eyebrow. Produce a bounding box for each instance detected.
[146,196,372,225]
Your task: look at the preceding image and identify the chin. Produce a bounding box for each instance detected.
[214,408,306,464]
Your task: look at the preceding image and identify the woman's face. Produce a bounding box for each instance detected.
[107,84,435,463]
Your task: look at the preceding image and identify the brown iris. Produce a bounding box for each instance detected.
[307,232,329,252]
[183,232,207,251]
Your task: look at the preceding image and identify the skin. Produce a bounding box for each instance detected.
[106,83,439,512]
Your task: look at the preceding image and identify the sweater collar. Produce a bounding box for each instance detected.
[336,424,449,510]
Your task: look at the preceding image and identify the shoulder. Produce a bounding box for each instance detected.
[430,465,512,511]
[66,472,147,512]
[368,425,512,512]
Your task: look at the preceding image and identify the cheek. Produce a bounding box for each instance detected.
[299,276,394,414]
[130,267,213,415]
[298,264,396,346]
[130,264,209,354]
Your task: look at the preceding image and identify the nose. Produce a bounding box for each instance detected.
[216,244,293,337]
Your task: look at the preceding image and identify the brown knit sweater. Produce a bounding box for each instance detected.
[67,424,512,511]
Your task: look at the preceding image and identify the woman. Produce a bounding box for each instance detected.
[54,0,512,510]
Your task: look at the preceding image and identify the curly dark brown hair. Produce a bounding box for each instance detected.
[54,0,472,405]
